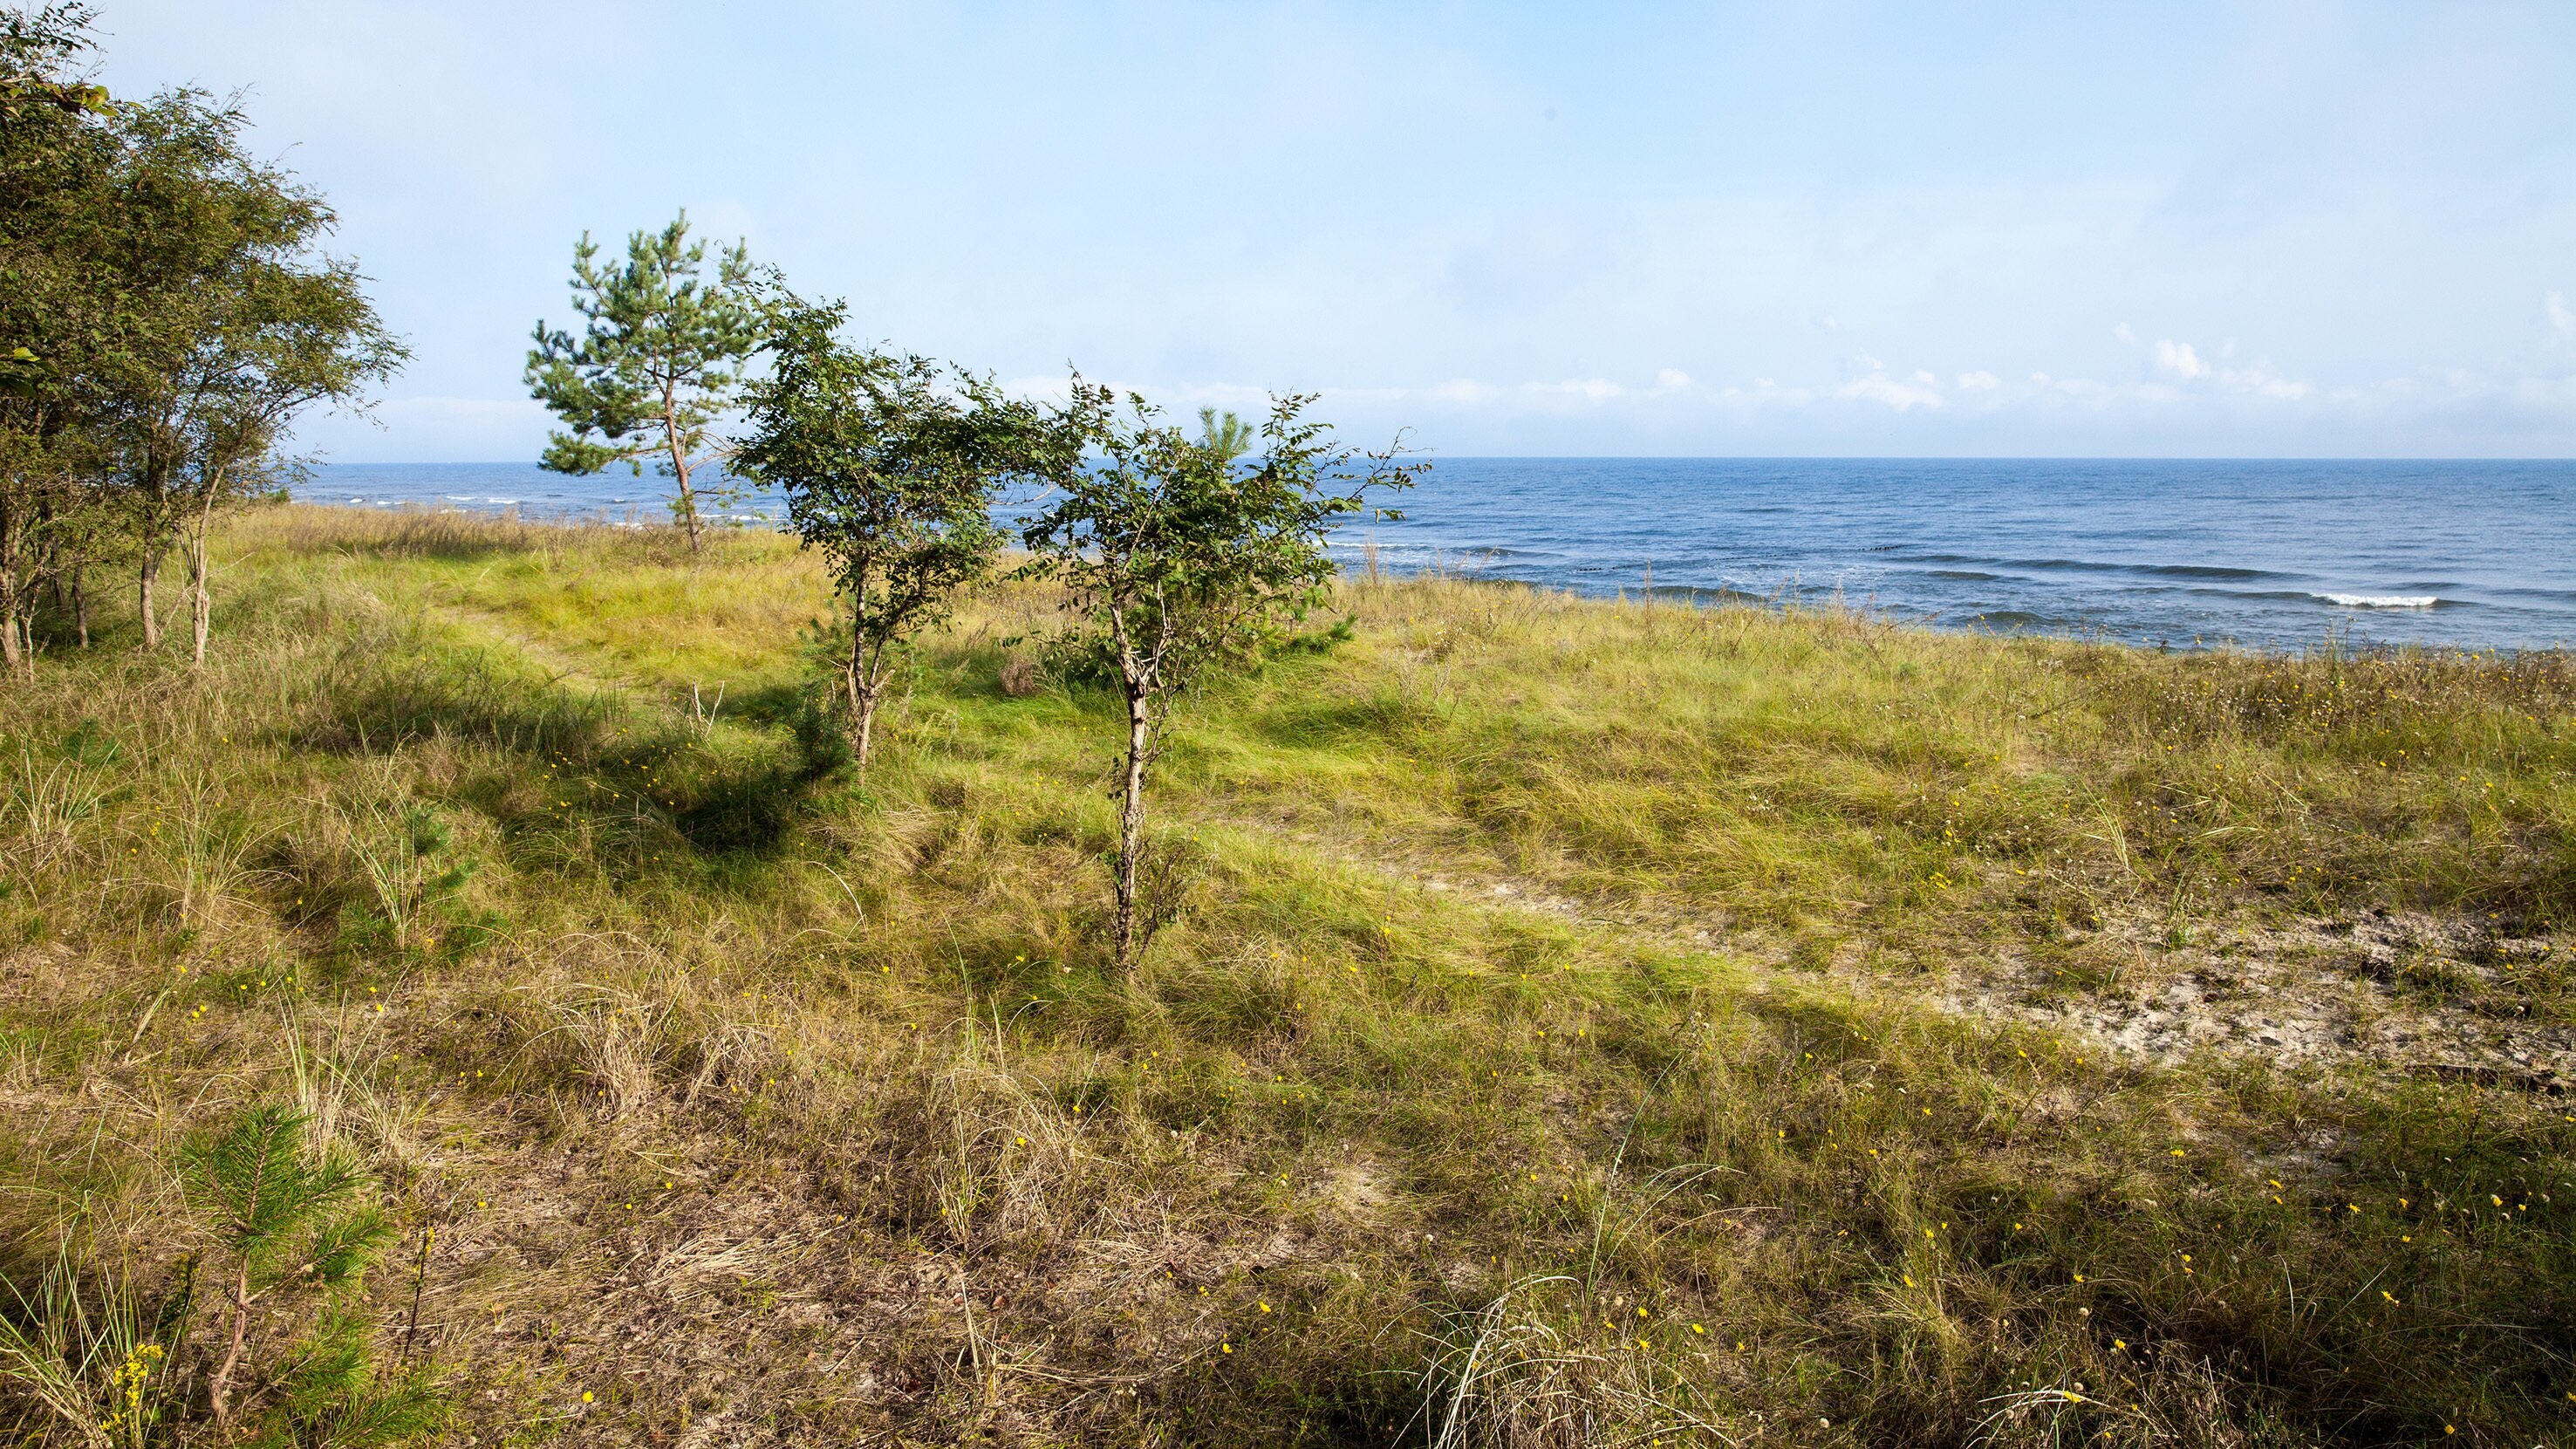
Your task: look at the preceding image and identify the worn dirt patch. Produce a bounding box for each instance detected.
[1336,838,2573,1090]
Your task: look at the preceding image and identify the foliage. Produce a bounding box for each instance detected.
[525,212,760,550]
[0,1105,436,1446]
[730,297,1026,764]
[0,4,109,125]
[1196,405,1254,462]
[1020,385,1421,965]
[0,12,399,672]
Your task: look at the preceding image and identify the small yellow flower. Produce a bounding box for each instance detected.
[581,1391,594,1404]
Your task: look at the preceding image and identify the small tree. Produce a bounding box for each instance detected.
[176,250,402,663]
[179,1104,435,1436]
[0,1,114,673]
[732,298,1024,765]
[74,86,399,660]
[1022,385,1421,967]
[525,212,760,550]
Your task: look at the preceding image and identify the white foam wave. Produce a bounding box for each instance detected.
[2319,592,2437,609]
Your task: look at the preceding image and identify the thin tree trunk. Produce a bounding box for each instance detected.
[665,390,700,552]
[137,542,162,651]
[70,559,85,649]
[208,1261,253,1423]
[0,502,21,677]
[188,531,210,665]
[189,477,220,666]
[845,627,879,767]
[1114,684,1150,970]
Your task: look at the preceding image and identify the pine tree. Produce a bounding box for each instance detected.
[181,1104,407,1427]
[526,212,761,550]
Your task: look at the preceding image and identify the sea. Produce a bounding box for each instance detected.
[303,457,2576,654]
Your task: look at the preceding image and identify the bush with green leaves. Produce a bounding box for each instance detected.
[1019,386,1421,967]
[732,297,1032,765]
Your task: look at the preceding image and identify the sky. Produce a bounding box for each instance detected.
[94,1,2576,461]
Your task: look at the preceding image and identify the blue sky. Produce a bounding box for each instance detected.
[100,1,2576,460]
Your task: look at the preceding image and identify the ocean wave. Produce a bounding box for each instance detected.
[1904,552,2284,582]
[2319,592,2439,609]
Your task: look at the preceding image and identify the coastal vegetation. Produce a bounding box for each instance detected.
[0,3,400,673]
[4,6,2573,1446]
[525,214,762,552]
[0,505,2567,1446]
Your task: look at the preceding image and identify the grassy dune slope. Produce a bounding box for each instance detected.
[3,506,2573,1446]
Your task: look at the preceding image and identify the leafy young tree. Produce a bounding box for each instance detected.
[1022,386,1422,967]
[81,86,399,660]
[732,298,1025,765]
[174,241,402,663]
[526,212,760,550]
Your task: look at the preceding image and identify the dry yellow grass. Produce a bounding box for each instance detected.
[1,505,2571,1446]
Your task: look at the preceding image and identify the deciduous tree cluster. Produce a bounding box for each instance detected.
[725,289,1425,967]
[0,3,402,675]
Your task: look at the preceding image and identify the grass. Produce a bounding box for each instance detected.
[1,502,2571,1446]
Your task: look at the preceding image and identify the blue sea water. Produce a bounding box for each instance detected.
[305,458,2576,653]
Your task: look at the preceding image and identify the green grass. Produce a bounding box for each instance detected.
[1,504,2571,1446]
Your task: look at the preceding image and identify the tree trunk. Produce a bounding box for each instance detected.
[188,533,211,665]
[208,1261,252,1423]
[666,392,700,552]
[188,480,220,666]
[0,502,21,678]
[70,559,85,649]
[1113,685,1151,970]
[845,628,879,768]
[137,543,162,651]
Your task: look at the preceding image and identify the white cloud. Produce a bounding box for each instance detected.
[2113,323,2136,344]
[1531,379,1623,400]
[2154,339,2210,379]
[1653,368,1693,391]
[2548,290,2576,338]
[2217,366,2312,400]
[1957,370,2000,390]
[1837,372,1944,411]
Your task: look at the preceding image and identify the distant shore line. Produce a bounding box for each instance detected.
[257,499,2560,660]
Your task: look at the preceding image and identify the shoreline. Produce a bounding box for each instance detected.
[267,497,2575,660]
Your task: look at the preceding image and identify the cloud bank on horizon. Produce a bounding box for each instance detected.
[98,1,2576,460]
